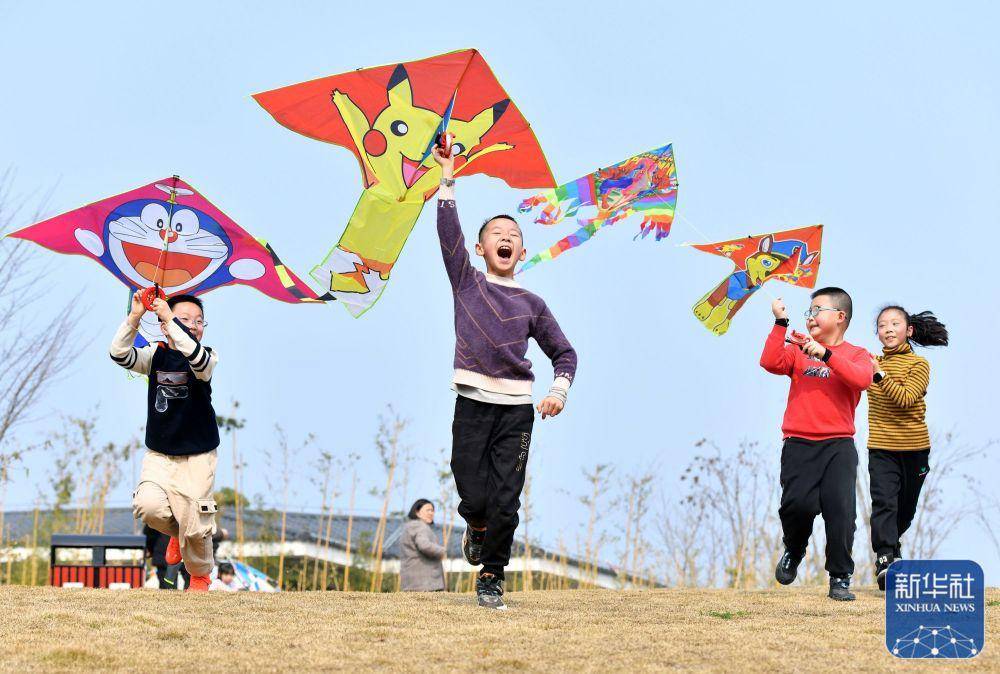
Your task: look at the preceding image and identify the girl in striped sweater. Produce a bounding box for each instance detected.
[868,306,949,590]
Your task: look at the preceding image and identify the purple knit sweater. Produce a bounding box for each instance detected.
[437,198,577,396]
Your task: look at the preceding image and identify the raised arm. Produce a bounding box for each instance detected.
[161,319,218,382]
[760,322,796,376]
[875,359,929,408]
[437,193,475,291]
[109,293,155,375]
[150,298,218,382]
[434,146,475,291]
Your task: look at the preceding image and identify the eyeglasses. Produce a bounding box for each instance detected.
[176,319,207,328]
[804,306,840,318]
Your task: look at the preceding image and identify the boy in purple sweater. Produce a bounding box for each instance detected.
[433,146,577,610]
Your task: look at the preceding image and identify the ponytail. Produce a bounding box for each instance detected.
[877,306,949,347]
[908,310,949,347]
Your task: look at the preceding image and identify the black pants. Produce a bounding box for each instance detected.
[154,562,181,589]
[868,448,929,558]
[451,396,534,579]
[779,437,858,576]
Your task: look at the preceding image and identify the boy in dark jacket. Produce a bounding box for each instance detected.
[113,292,220,591]
[433,146,577,610]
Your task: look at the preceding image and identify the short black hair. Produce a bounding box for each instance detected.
[218,562,234,576]
[167,294,204,313]
[407,498,434,520]
[811,287,852,324]
[478,214,520,242]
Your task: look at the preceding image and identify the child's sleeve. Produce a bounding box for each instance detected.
[825,347,872,391]
[533,303,578,401]
[109,319,154,375]
[162,319,218,382]
[759,322,796,376]
[874,359,929,408]
[437,187,475,291]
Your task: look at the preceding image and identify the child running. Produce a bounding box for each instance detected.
[761,288,871,601]
[432,145,577,610]
[111,292,220,591]
[868,306,948,590]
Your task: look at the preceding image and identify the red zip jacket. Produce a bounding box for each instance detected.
[760,324,872,441]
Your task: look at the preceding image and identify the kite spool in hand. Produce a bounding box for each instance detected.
[786,330,810,348]
[141,286,168,311]
[436,132,454,157]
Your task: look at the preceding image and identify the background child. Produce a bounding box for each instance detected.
[210,562,241,591]
[433,145,577,610]
[112,292,220,591]
[761,287,871,601]
[868,306,948,590]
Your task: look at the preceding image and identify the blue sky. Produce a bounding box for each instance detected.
[1,1,997,579]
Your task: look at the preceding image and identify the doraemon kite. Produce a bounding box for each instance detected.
[9,176,320,344]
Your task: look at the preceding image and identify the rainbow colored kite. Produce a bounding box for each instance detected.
[254,48,555,317]
[516,144,678,273]
[690,225,823,335]
[8,176,319,344]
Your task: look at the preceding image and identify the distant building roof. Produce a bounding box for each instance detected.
[1,508,633,585]
[4,508,551,562]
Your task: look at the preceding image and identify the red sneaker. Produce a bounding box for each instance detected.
[165,537,182,565]
[187,574,211,592]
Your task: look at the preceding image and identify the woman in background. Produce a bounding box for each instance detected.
[400,499,447,592]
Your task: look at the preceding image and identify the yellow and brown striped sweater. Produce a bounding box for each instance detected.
[867,343,931,451]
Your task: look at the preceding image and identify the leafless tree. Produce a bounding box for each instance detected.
[310,449,337,590]
[434,445,457,590]
[658,440,782,588]
[0,170,81,533]
[217,401,245,560]
[370,406,408,591]
[267,425,313,589]
[577,463,614,586]
[342,454,360,591]
[883,433,998,561]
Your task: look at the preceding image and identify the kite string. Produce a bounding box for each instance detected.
[674,210,782,303]
[151,175,181,294]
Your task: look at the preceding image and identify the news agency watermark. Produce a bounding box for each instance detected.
[886,560,984,659]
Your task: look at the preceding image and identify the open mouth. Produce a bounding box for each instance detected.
[123,241,213,287]
[497,245,513,260]
[400,156,429,189]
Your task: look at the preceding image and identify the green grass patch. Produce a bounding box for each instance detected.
[41,648,106,667]
[707,610,750,620]
[988,599,999,607]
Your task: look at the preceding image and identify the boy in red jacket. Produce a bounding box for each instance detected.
[760,287,872,601]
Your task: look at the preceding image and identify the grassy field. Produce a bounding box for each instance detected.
[0,585,995,672]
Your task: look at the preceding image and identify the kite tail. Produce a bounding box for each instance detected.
[517,217,606,274]
[635,213,675,241]
[518,193,561,225]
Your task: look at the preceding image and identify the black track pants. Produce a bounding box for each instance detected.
[868,448,930,558]
[779,437,858,576]
[451,396,534,579]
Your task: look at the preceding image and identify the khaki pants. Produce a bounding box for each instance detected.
[133,449,218,577]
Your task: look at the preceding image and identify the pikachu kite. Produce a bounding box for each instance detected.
[254,49,555,317]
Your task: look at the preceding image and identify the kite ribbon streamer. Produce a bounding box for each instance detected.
[518,144,678,273]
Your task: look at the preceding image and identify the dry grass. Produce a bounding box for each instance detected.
[0,585,996,672]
